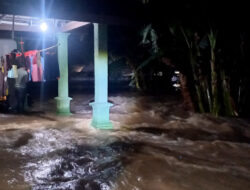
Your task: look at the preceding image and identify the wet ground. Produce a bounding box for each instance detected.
[1,92,250,190]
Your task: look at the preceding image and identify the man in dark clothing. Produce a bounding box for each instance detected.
[15,63,28,113]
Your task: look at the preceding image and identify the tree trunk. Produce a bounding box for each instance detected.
[190,55,205,113]
[179,73,195,111]
[221,70,237,116]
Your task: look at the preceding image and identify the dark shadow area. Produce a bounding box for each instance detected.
[132,126,250,143]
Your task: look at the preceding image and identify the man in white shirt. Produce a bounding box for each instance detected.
[15,62,28,113]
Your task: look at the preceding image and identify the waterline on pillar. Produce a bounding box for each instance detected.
[55,97,72,115]
[89,102,113,129]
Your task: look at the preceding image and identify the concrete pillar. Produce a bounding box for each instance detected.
[55,32,72,115]
[90,23,113,129]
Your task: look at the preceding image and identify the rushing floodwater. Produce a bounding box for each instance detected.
[1,93,250,190]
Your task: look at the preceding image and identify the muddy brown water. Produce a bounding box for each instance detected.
[1,93,250,190]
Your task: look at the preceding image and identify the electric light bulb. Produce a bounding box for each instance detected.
[40,22,48,31]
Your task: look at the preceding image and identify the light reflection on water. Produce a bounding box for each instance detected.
[1,94,250,190]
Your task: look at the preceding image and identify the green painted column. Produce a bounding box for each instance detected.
[55,32,72,115]
[90,24,113,129]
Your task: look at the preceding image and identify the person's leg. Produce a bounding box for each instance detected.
[15,88,20,113]
[8,78,16,110]
[19,88,26,113]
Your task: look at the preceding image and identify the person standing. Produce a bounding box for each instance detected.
[15,62,28,113]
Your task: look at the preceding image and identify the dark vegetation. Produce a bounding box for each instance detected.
[108,0,250,118]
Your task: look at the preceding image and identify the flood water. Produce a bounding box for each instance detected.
[1,92,250,190]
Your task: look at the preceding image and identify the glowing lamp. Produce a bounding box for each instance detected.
[40,22,48,31]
